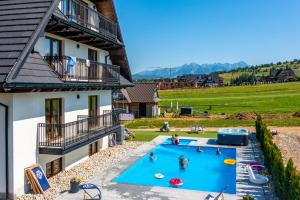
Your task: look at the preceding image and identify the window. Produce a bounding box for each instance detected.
[44,37,62,57]
[46,158,63,178]
[89,141,99,156]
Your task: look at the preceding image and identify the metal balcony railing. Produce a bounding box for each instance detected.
[38,112,120,150]
[44,56,120,83]
[60,0,117,39]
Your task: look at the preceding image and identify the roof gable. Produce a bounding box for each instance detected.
[122,83,160,103]
[0,0,60,84]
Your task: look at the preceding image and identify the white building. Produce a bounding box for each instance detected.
[0,0,132,198]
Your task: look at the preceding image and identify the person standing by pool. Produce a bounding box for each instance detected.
[179,156,189,169]
[216,148,221,155]
[149,152,157,161]
[174,134,179,145]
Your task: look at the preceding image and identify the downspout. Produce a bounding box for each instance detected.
[0,103,9,200]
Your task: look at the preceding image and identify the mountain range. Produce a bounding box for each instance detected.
[133,61,248,80]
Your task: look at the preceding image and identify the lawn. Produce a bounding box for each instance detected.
[130,130,217,141]
[159,82,300,115]
[123,117,300,129]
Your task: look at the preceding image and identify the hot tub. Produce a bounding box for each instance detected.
[217,128,249,146]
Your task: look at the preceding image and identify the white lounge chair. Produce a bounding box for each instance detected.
[246,165,269,185]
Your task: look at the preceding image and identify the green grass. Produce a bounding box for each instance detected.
[159,82,300,115]
[123,117,300,129]
[130,131,217,141]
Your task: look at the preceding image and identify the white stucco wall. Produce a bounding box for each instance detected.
[34,33,112,64]
[6,90,111,196]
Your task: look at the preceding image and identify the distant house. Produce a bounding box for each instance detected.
[157,81,198,90]
[156,73,224,90]
[114,84,160,118]
[262,68,297,83]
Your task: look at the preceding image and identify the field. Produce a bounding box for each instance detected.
[159,82,300,115]
[124,82,300,128]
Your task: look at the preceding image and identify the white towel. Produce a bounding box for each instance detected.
[86,59,90,67]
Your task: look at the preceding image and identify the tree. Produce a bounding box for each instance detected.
[285,159,295,199]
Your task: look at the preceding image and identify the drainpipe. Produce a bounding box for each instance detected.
[0,103,9,199]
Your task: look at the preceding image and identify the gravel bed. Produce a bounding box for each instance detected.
[17,141,144,200]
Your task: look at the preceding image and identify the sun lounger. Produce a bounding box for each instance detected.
[246,165,269,185]
[80,183,102,200]
[188,126,204,134]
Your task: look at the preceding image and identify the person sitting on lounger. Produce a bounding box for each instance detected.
[179,156,189,169]
[197,146,203,152]
[149,152,157,161]
[216,148,221,155]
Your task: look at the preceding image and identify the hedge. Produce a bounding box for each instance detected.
[255,116,300,199]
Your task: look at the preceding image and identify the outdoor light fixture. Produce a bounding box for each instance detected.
[77,94,80,99]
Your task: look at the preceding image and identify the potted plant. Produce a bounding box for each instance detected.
[70,177,83,193]
[242,194,254,200]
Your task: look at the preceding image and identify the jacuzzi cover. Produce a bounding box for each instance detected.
[218,128,248,136]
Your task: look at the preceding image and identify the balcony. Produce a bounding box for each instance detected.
[38,111,120,155]
[59,0,117,40]
[44,56,120,83]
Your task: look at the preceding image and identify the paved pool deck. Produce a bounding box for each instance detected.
[57,135,276,200]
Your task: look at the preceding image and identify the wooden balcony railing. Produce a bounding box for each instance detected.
[44,56,120,83]
[38,112,120,151]
[60,0,117,39]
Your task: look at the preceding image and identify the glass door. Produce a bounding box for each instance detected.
[44,37,62,75]
[88,49,98,81]
[88,96,99,129]
[45,99,63,140]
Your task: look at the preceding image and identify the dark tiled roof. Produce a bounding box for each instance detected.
[12,53,62,84]
[121,83,160,103]
[0,0,60,84]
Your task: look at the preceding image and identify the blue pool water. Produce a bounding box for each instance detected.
[163,138,197,145]
[114,144,236,194]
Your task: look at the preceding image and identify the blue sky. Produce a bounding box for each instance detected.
[115,0,300,73]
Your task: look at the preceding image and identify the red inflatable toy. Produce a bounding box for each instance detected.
[169,178,183,187]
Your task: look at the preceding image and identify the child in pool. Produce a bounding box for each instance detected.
[216,148,221,155]
[149,152,157,161]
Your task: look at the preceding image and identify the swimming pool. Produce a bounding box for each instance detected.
[114,144,236,194]
[163,138,197,145]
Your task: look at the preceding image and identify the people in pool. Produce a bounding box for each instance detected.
[196,146,203,152]
[216,147,221,155]
[174,134,179,145]
[171,135,176,145]
[179,156,189,169]
[149,152,157,161]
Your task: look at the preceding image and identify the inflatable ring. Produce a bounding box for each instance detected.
[224,159,236,165]
[169,178,183,187]
[154,173,164,179]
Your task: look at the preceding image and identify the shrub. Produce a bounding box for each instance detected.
[255,116,300,200]
[242,194,254,200]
